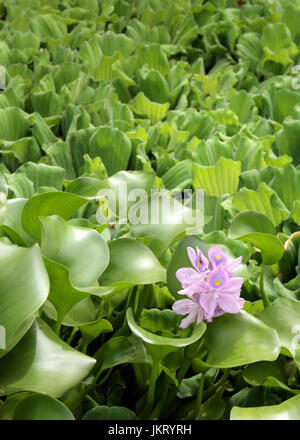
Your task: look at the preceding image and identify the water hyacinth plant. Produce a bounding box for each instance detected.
[0,0,300,422]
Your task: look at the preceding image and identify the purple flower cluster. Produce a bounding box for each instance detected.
[172,246,245,328]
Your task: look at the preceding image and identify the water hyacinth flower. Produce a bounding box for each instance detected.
[172,246,245,328]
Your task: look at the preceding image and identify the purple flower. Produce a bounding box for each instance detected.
[172,246,245,328]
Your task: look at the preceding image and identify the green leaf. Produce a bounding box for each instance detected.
[226,182,289,227]
[95,334,151,371]
[13,394,75,420]
[162,160,193,191]
[193,157,241,197]
[229,90,252,124]
[83,405,137,420]
[0,392,31,420]
[21,191,89,240]
[99,238,166,287]
[136,44,169,75]
[243,358,300,394]
[15,162,65,192]
[1,198,35,246]
[0,108,29,141]
[270,165,300,224]
[137,67,169,104]
[228,211,284,265]
[276,120,300,166]
[0,319,95,397]
[177,372,203,399]
[108,169,155,216]
[40,215,109,287]
[129,191,203,257]
[30,91,64,117]
[79,319,113,348]
[127,308,206,347]
[89,127,132,176]
[258,299,300,359]
[139,309,178,334]
[0,242,49,357]
[231,394,300,420]
[131,92,169,124]
[236,33,263,70]
[205,312,281,368]
[30,14,67,41]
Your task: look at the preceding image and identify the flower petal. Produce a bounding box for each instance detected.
[187,247,197,268]
[217,292,244,314]
[226,256,243,275]
[176,267,203,288]
[199,293,218,319]
[218,277,243,294]
[196,308,204,324]
[172,298,199,316]
[179,310,198,328]
[208,246,227,267]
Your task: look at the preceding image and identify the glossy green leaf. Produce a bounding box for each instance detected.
[228,211,284,265]
[231,394,300,420]
[258,299,300,358]
[0,392,31,420]
[21,191,89,240]
[79,319,113,348]
[205,311,281,368]
[95,334,151,371]
[99,238,166,287]
[13,394,75,420]
[40,215,109,287]
[129,191,204,257]
[243,358,300,394]
[0,319,95,397]
[127,308,206,347]
[0,242,49,357]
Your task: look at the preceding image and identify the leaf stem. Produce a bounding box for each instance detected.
[159,356,192,419]
[191,373,205,419]
[202,368,230,401]
[133,364,145,394]
[260,264,271,308]
[140,362,159,419]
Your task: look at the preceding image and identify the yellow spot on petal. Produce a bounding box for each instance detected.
[215,279,221,286]
[216,255,221,261]
[218,306,222,310]
[197,261,200,267]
